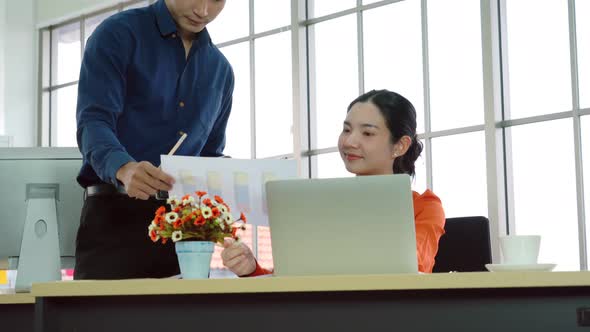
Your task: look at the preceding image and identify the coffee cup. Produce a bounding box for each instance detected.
[499,235,541,265]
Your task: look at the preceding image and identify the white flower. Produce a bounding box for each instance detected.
[165,212,179,224]
[222,213,233,224]
[172,231,183,242]
[149,221,157,230]
[218,221,225,231]
[218,205,228,214]
[166,196,179,207]
[201,206,212,219]
[182,196,196,206]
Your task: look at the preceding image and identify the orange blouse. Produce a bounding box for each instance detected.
[248,189,445,276]
[412,189,445,273]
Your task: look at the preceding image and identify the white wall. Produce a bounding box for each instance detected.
[2,0,36,147]
[37,0,118,27]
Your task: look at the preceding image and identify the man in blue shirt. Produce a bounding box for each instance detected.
[75,0,233,279]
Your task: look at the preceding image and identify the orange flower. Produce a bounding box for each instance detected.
[240,212,247,223]
[173,206,181,213]
[212,207,220,218]
[196,191,207,198]
[161,238,168,244]
[173,219,182,229]
[181,194,190,201]
[203,198,212,207]
[214,195,224,204]
[155,206,166,216]
[149,229,159,242]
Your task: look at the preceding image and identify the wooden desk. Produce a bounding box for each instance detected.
[32,272,590,332]
[0,291,35,332]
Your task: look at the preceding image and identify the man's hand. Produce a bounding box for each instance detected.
[116,161,175,200]
[221,238,256,276]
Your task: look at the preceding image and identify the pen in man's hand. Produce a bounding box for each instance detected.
[156,131,188,200]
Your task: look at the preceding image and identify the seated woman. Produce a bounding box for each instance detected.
[338,89,445,272]
[222,89,445,275]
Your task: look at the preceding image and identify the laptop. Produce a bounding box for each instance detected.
[266,174,418,277]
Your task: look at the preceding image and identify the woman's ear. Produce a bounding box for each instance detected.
[395,135,412,157]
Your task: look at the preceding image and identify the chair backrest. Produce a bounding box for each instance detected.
[432,216,492,273]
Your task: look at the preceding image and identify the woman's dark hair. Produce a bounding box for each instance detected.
[347,89,423,177]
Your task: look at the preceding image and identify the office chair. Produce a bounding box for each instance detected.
[432,216,492,272]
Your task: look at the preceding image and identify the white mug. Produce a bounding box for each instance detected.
[500,235,541,265]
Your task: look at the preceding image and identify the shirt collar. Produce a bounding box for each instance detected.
[154,0,177,37]
[153,0,212,46]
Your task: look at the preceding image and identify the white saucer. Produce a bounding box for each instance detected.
[485,263,556,272]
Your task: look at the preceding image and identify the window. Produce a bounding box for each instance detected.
[206,0,249,44]
[431,131,488,218]
[500,0,586,270]
[577,0,590,109]
[254,31,293,158]
[508,119,579,270]
[220,42,251,159]
[363,1,424,133]
[254,0,290,33]
[41,1,151,147]
[310,14,358,150]
[504,0,572,119]
[427,0,484,130]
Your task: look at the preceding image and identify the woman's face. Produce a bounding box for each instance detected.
[338,101,398,176]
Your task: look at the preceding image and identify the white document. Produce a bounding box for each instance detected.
[160,155,297,227]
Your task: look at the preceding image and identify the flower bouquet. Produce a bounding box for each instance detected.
[148,191,247,278]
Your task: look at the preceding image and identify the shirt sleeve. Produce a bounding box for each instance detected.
[244,260,272,277]
[414,191,446,273]
[200,67,235,157]
[76,20,135,186]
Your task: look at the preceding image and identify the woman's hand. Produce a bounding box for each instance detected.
[221,238,256,276]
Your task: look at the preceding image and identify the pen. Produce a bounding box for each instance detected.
[167,131,188,156]
[156,131,187,200]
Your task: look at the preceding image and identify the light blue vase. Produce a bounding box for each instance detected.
[174,241,215,279]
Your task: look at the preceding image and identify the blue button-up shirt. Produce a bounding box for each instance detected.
[76,0,234,188]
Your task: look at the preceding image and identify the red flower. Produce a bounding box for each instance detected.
[173,206,181,213]
[212,207,220,218]
[240,212,247,223]
[161,238,168,244]
[181,194,190,201]
[193,215,206,226]
[214,195,224,204]
[196,191,207,198]
[203,198,212,207]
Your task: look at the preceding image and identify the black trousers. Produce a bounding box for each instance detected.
[74,194,180,280]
